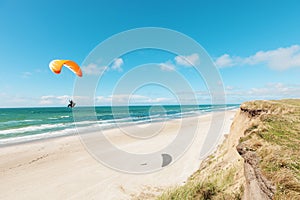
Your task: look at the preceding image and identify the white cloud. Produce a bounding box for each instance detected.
[159,61,175,71]
[82,58,124,75]
[95,94,173,105]
[179,83,300,103]
[22,72,32,78]
[214,54,238,68]
[245,45,300,70]
[175,53,200,66]
[40,95,95,106]
[215,45,300,70]
[247,83,300,97]
[95,96,111,103]
[224,83,300,102]
[111,58,124,72]
[82,63,108,75]
[39,95,71,105]
[0,93,38,107]
[37,94,172,106]
[146,97,171,103]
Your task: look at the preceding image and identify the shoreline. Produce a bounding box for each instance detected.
[0,108,237,148]
[0,109,237,199]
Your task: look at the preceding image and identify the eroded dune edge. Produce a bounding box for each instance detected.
[158,99,300,200]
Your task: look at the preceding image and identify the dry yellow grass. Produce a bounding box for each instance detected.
[240,99,300,199]
[157,165,242,200]
[158,99,300,199]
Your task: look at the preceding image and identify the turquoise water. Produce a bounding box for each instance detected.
[0,105,239,145]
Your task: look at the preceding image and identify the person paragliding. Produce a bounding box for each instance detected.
[49,59,82,108]
[67,99,76,108]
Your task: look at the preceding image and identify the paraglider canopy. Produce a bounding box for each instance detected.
[49,60,82,77]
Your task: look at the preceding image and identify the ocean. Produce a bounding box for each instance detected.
[0,104,239,145]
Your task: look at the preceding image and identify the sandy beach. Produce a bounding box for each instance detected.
[0,110,236,199]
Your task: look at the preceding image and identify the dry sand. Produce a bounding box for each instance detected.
[0,110,236,199]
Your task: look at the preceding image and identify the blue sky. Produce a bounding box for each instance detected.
[0,0,300,107]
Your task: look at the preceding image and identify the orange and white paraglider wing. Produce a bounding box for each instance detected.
[49,60,66,74]
[64,60,82,77]
[49,59,82,77]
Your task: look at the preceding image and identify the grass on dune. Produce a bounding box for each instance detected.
[240,99,300,199]
[157,166,242,200]
[157,99,300,200]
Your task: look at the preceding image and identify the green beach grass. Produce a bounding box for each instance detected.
[157,99,300,200]
[240,99,300,199]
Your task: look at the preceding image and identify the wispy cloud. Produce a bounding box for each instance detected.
[224,83,300,101]
[159,61,176,71]
[214,54,238,68]
[82,58,124,75]
[0,93,36,107]
[96,94,173,105]
[215,45,300,70]
[39,95,71,105]
[111,58,124,72]
[37,94,173,106]
[82,63,108,76]
[175,53,200,66]
[158,53,200,72]
[22,72,32,78]
[178,83,300,103]
[38,95,94,106]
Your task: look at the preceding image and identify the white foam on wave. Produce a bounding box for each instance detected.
[0,127,77,145]
[0,123,112,145]
[0,119,42,125]
[0,107,227,145]
[0,123,72,135]
[23,119,42,122]
[73,120,99,126]
[0,119,106,136]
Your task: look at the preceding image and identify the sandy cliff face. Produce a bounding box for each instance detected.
[191,109,248,198]
[236,107,275,200]
[159,99,300,200]
[186,103,279,199]
[237,100,300,199]
[158,110,247,199]
[234,100,300,200]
